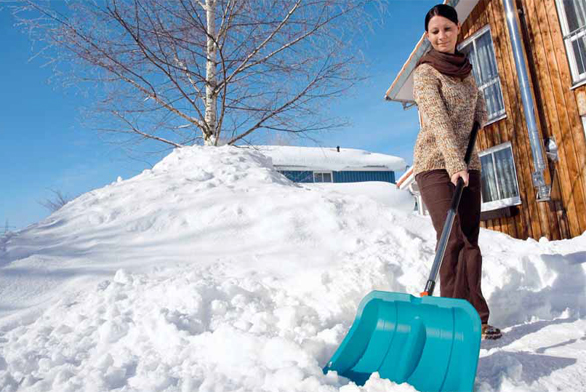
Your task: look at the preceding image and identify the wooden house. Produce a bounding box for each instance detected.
[386,0,586,240]
[254,145,406,184]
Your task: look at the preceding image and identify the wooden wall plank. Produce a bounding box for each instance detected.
[480,0,504,235]
[509,0,553,239]
[522,0,574,239]
[543,0,586,235]
[537,0,586,236]
[462,0,504,235]
[522,0,563,239]
[487,0,537,239]
[473,0,507,236]
[485,0,522,239]
[534,0,580,238]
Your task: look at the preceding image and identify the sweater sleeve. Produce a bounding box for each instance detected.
[413,65,467,177]
[474,88,489,127]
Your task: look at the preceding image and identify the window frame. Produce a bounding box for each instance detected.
[556,0,586,84]
[313,171,333,183]
[478,142,522,212]
[458,25,507,125]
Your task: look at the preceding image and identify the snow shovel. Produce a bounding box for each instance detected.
[323,122,482,392]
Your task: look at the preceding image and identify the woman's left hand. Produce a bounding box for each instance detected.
[451,170,469,187]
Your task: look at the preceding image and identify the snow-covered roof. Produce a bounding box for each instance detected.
[251,145,406,172]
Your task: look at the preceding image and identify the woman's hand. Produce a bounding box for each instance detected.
[451,170,469,187]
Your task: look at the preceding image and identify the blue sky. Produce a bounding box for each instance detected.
[0,1,438,230]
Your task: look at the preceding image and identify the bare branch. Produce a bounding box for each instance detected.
[38,189,72,213]
[12,0,380,151]
[112,110,185,148]
[220,0,302,88]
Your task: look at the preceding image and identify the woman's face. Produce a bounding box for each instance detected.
[426,15,460,54]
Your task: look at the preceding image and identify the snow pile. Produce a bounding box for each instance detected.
[303,182,415,212]
[1,145,585,392]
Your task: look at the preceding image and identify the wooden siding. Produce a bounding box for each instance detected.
[459,0,586,240]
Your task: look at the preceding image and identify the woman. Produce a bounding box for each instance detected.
[413,4,501,340]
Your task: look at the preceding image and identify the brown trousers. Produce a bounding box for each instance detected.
[415,169,490,324]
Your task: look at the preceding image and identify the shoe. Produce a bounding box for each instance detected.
[481,324,502,340]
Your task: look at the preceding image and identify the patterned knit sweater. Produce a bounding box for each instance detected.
[412,63,488,177]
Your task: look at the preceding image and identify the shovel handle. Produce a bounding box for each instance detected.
[421,122,481,297]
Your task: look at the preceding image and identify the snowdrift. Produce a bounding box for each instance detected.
[1,146,585,392]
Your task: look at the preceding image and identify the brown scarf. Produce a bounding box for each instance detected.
[416,48,472,80]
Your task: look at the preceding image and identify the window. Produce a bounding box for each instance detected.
[459,26,506,123]
[479,142,521,211]
[313,171,333,183]
[556,0,586,83]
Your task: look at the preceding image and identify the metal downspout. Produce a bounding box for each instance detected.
[502,0,551,201]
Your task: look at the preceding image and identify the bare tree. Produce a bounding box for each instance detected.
[38,189,72,213]
[13,0,382,150]
[2,220,17,234]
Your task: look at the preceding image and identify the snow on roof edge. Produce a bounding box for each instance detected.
[249,145,406,172]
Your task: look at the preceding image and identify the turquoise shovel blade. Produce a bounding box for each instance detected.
[324,291,481,392]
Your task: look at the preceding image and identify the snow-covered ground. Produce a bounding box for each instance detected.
[1,146,585,392]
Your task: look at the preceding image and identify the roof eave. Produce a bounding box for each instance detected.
[384,37,429,103]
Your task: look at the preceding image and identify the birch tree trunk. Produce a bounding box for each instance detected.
[204,0,218,146]
[13,0,381,151]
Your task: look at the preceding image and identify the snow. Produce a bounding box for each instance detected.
[1,145,585,392]
[250,145,406,171]
[302,182,415,212]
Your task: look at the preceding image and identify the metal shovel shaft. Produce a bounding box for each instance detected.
[422,122,481,297]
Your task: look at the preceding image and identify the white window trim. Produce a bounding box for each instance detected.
[458,25,507,122]
[460,24,492,47]
[486,113,507,127]
[479,142,522,212]
[313,171,333,183]
[555,0,586,84]
[570,78,586,90]
[481,197,521,212]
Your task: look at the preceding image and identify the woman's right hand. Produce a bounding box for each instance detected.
[451,170,469,187]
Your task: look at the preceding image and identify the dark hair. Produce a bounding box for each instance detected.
[424,4,459,31]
